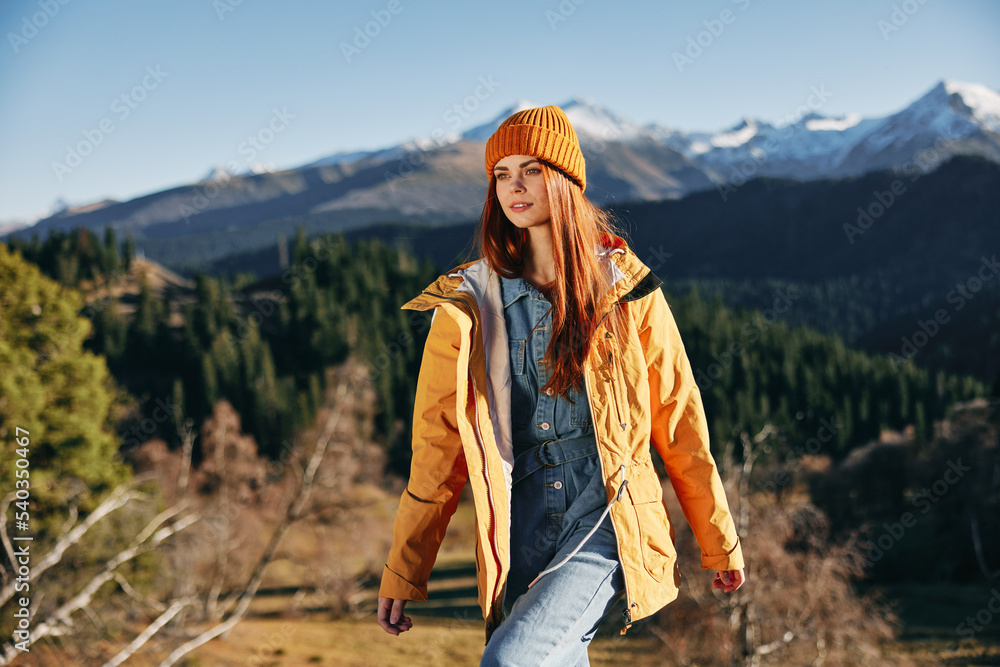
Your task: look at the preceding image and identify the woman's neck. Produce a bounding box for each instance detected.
[523,224,556,288]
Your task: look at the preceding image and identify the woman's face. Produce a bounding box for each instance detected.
[492,154,552,231]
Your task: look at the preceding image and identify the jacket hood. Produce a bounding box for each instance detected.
[400,232,662,479]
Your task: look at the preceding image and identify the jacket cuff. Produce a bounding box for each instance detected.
[378,564,428,601]
[701,536,745,571]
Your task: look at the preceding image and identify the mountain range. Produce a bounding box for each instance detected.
[6,79,999,271]
[203,152,999,387]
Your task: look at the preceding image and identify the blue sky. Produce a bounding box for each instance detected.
[1,0,998,224]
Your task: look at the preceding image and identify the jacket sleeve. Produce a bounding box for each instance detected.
[635,287,744,571]
[379,307,469,601]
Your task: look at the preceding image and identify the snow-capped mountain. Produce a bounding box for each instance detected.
[0,197,111,238]
[297,79,999,185]
[833,80,1000,177]
[459,99,537,141]
[11,79,999,254]
[199,162,277,183]
[657,79,1000,182]
[460,98,647,145]
[302,146,403,169]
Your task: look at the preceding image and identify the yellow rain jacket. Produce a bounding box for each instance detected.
[379,233,744,643]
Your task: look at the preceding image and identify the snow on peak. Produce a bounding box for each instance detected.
[940,79,1000,131]
[942,79,1000,106]
[461,100,539,141]
[559,98,644,142]
[463,98,645,144]
[244,162,276,175]
[199,162,276,183]
[51,196,70,214]
[291,78,999,182]
[712,116,760,148]
[688,140,713,155]
[200,164,239,182]
[898,78,1000,137]
[729,115,758,130]
[509,98,540,114]
[805,113,863,132]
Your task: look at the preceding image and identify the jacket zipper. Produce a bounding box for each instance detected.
[422,289,504,625]
[585,304,635,635]
[605,333,627,431]
[597,298,628,431]
[467,366,503,625]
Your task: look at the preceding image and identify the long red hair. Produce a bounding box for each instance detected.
[467,160,630,396]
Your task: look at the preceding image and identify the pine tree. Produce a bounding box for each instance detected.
[103,226,121,276]
[292,225,309,265]
[171,377,186,435]
[89,301,128,367]
[127,278,161,365]
[0,244,129,534]
[201,353,219,409]
[123,233,135,271]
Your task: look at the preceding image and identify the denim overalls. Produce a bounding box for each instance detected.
[480,275,626,666]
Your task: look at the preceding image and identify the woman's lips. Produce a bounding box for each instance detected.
[510,203,532,212]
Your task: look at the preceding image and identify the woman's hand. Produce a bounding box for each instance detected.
[377,596,413,635]
[712,568,745,593]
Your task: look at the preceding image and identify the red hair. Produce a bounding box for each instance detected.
[467,161,630,396]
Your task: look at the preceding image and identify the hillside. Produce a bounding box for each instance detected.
[196,154,1000,387]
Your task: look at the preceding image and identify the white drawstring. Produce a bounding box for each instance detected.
[527,464,629,589]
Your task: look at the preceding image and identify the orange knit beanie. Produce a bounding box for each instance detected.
[484,105,586,192]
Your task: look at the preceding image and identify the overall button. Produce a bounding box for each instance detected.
[541,421,551,430]
[552,480,563,489]
[544,388,554,396]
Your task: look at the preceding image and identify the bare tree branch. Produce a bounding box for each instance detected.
[58,503,79,536]
[0,475,154,608]
[0,492,16,588]
[101,596,194,667]
[0,504,198,664]
[156,377,351,667]
[204,534,229,622]
[755,631,794,657]
[176,418,196,499]
[970,513,1000,583]
[113,572,167,613]
[729,424,775,667]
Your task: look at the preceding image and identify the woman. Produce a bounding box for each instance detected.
[376,105,745,664]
